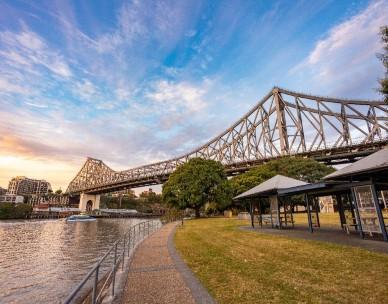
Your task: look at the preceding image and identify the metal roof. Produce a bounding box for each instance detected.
[277,182,327,196]
[233,175,308,200]
[324,147,388,180]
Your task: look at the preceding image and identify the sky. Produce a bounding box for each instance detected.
[0,0,387,192]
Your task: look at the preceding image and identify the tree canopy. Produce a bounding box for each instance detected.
[162,158,232,217]
[230,157,335,197]
[377,25,388,102]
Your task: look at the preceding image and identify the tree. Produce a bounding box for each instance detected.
[0,203,33,219]
[162,158,232,218]
[55,189,62,195]
[230,157,335,197]
[377,26,388,102]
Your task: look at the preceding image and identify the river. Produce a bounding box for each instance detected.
[0,218,145,303]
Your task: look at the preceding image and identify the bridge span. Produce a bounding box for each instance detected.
[66,87,388,197]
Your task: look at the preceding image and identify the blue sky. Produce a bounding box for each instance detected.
[0,0,386,191]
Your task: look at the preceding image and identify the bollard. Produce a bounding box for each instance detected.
[112,243,117,297]
[92,265,99,304]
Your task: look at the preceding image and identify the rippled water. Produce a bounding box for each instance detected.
[0,218,143,304]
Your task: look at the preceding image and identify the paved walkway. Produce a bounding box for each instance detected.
[243,225,388,254]
[121,222,215,304]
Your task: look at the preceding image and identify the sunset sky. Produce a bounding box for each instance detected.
[0,0,387,192]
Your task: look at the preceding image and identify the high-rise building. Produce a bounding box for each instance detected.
[7,176,52,196]
[0,186,6,195]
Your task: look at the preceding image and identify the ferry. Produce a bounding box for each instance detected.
[66,214,96,222]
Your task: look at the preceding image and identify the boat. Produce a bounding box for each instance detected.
[66,214,96,222]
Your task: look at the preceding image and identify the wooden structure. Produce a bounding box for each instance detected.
[234,175,307,229]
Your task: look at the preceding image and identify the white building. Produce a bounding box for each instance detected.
[0,194,24,204]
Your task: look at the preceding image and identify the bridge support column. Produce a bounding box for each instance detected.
[274,88,289,155]
[79,193,100,211]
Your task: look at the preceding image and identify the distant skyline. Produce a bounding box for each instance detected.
[0,0,387,191]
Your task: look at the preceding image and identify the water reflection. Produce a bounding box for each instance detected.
[0,218,142,304]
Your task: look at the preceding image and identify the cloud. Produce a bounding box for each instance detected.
[289,0,387,97]
[0,77,29,95]
[0,26,72,78]
[24,102,48,108]
[73,79,99,101]
[146,80,210,113]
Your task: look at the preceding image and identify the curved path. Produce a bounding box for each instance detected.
[120,222,215,304]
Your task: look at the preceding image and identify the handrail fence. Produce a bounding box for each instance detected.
[64,215,181,304]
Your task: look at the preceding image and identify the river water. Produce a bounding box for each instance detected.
[0,218,144,304]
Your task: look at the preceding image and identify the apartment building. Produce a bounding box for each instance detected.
[0,186,6,195]
[7,176,52,196]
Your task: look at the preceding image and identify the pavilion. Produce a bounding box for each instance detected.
[234,175,307,229]
[234,147,388,242]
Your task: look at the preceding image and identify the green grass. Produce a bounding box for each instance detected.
[175,218,388,304]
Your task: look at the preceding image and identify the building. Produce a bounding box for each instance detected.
[7,176,52,196]
[28,194,69,206]
[0,194,24,204]
[0,186,6,195]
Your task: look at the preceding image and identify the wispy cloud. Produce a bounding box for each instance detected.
[146,79,210,113]
[289,0,387,97]
[0,77,29,95]
[0,26,72,78]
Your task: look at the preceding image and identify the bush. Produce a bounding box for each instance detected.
[0,203,33,219]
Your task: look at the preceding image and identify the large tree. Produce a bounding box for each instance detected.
[162,158,232,217]
[230,157,335,197]
[377,25,388,102]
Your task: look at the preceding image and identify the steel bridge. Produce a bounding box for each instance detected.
[66,87,388,195]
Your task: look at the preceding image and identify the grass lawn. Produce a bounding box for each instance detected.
[292,212,342,227]
[174,218,388,304]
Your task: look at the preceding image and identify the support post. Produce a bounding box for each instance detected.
[336,194,346,229]
[128,230,131,257]
[112,243,117,297]
[305,193,313,233]
[92,265,99,304]
[314,197,320,228]
[122,238,125,271]
[250,200,255,228]
[278,196,282,230]
[371,183,388,242]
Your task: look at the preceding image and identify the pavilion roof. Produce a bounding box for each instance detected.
[324,147,388,180]
[233,174,308,200]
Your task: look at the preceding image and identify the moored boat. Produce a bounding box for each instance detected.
[66,214,96,222]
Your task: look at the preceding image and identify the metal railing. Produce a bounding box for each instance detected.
[63,219,161,304]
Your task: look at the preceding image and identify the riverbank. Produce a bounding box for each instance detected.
[0,203,32,219]
[174,218,388,304]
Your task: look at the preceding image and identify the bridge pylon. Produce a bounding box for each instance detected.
[79,193,100,212]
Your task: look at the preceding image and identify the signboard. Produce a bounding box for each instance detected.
[353,185,381,233]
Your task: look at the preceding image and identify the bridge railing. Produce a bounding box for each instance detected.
[63,218,169,304]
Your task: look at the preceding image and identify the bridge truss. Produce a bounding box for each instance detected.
[66,87,388,195]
